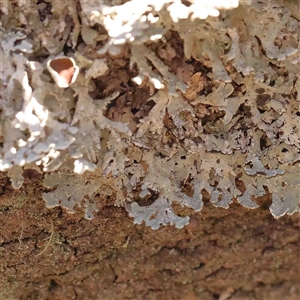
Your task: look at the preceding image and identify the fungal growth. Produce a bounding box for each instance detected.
[47,57,79,88]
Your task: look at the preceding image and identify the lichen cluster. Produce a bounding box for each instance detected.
[0,0,299,229]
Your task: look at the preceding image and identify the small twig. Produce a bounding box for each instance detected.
[36,219,54,257]
[122,235,131,248]
[18,224,24,249]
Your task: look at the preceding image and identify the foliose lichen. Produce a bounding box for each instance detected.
[0,0,299,229]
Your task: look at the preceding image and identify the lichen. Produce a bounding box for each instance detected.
[0,0,299,229]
